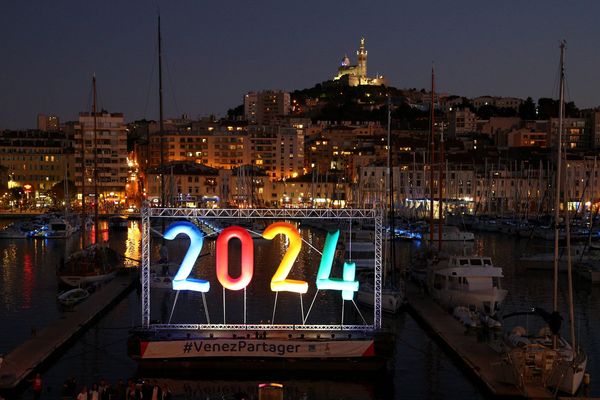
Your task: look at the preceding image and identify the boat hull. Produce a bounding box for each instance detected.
[356,288,404,313]
[556,353,587,395]
[432,288,507,315]
[60,270,117,287]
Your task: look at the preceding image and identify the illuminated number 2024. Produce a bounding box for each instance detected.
[164,221,360,298]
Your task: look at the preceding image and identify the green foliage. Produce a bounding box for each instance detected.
[292,82,428,126]
[8,187,23,201]
[518,97,536,120]
[227,104,244,118]
[48,180,77,203]
[537,98,579,119]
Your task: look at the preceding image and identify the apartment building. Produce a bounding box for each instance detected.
[74,112,128,202]
[0,130,69,197]
[244,91,290,124]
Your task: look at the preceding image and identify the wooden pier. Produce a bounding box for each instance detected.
[0,272,137,391]
[405,282,554,399]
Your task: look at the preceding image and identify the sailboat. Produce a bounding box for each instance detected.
[502,42,587,396]
[356,97,404,313]
[418,68,507,321]
[58,76,122,287]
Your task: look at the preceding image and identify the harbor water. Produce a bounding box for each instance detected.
[0,218,598,399]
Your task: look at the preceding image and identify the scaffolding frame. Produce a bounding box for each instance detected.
[141,207,383,331]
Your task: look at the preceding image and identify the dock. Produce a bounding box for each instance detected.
[0,272,137,391]
[405,282,554,399]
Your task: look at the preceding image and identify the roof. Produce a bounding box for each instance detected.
[149,161,219,176]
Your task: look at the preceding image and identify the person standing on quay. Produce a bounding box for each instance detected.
[77,386,88,400]
[89,383,99,400]
[32,373,42,400]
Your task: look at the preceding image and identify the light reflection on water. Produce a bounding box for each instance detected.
[6,221,600,398]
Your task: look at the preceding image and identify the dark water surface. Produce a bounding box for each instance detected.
[1,218,598,399]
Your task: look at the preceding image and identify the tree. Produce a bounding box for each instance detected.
[226,104,244,119]
[475,105,499,120]
[48,180,77,206]
[8,187,24,208]
[537,98,579,119]
[518,97,536,120]
[537,98,558,119]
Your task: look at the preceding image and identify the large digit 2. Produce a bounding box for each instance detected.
[216,226,254,291]
[316,230,359,300]
[262,222,308,294]
[163,221,210,292]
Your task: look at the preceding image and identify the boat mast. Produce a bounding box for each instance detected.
[429,66,435,243]
[559,41,576,350]
[387,96,396,287]
[438,123,444,251]
[81,87,87,249]
[93,75,100,245]
[552,41,565,349]
[158,14,165,208]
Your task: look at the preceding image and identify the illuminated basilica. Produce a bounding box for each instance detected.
[333,38,387,86]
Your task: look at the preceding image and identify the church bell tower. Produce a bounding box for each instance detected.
[357,37,368,82]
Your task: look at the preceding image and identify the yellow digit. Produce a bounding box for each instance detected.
[262,222,308,294]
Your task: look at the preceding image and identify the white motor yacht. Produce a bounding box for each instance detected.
[427,255,507,315]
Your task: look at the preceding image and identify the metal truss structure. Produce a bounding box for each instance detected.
[150,323,373,332]
[147,207,378,220]
[141,206,383,331]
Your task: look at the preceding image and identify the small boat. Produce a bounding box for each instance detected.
[108,215,129,230]
[0,222,34,239]
[520,245,599,271]
[422,225,474,242]
[503,44,587,396]
[150,272,174,290]
[345,242,375,270]
[0,216,48,239]
[452,306,502,329]
[30,216,78,239]
[503,323,587,395]
[58,288,90,306]
[59,244,120,287]
[453,306,478,328]
[356,281,403,313]
[574,261,600,284]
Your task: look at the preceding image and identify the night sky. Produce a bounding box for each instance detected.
[1,0,599,129]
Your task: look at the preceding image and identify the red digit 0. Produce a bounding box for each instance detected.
[216,226,254,291]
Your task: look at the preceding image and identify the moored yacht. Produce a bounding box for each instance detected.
[30,216,79,239]
[344,241,375,270]
[356,280,403,313]
[503,324,587,395]
[58,244,120,287]
[502,43,587,396]
[426,255,507,315]
[422,225,474,242]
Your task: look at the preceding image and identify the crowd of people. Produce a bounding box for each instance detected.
[59,377,172,400]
